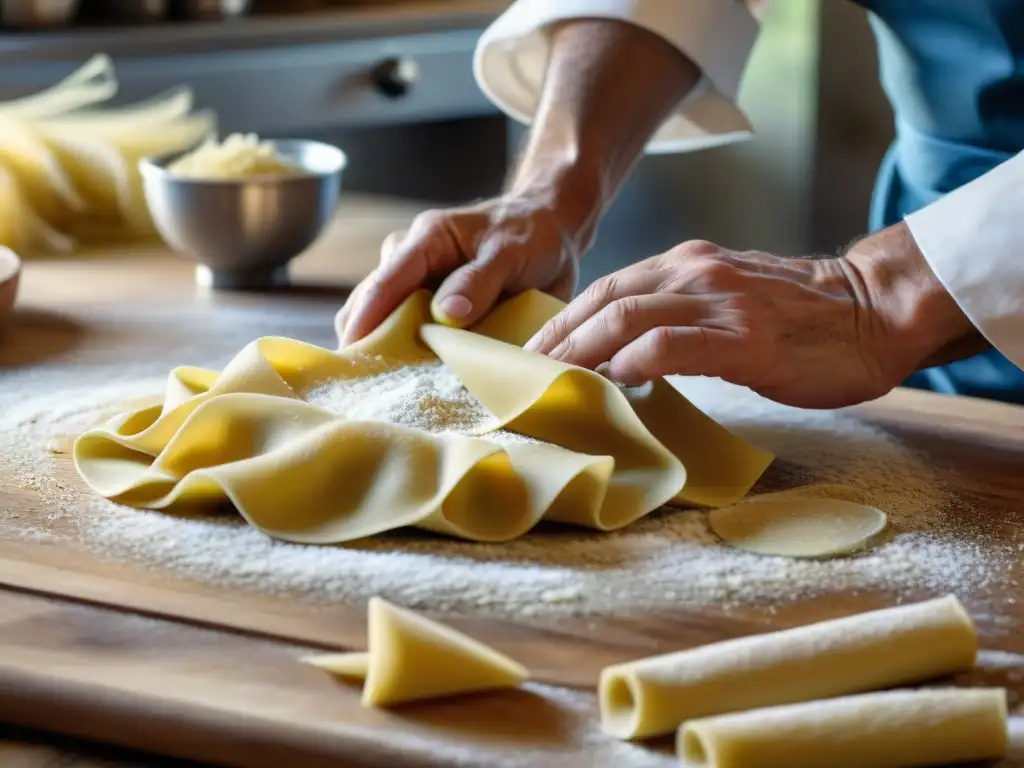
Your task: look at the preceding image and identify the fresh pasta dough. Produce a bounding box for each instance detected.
[708,496,888,558]
[599,594,976,740]
[303,597,528,707]
[677,688,1008,768]
[73,289,774,544]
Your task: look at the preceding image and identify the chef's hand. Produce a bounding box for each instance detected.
[525,222,981,409]
[336,196,584,345]
[336,16,702,345]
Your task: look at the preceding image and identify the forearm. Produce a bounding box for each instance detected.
[506,19,702,248]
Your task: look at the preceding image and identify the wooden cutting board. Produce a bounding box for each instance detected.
[1,387,1023,766]
[3,196,1024,765]
[0,588,637,768]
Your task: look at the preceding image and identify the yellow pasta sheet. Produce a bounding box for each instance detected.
[304,596,528,707]
[73,289,773,544]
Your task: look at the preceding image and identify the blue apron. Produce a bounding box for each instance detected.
[857,0,1024,403]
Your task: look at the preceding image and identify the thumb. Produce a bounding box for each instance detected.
[431,234,514,328]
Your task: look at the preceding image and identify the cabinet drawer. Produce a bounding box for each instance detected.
[0,28,497,132]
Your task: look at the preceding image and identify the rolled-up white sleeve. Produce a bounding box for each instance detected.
[905,151,1024,371]
[473,0,765,154]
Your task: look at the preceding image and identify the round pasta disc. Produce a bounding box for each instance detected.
[708,497,888,559]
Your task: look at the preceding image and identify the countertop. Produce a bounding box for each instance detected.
[1,194,1023,766]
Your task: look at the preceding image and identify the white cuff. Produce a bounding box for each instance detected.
[473,0,762,154]
[904,150,1024,372]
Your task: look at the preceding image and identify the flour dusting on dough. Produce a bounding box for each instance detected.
[0,304,1018,624]
[303,359,541,446]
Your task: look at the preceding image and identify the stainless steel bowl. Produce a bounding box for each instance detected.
[140,139,346,291]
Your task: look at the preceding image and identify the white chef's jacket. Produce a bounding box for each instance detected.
[472,0,1024,372]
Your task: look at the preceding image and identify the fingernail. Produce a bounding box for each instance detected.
[434,295,473,325]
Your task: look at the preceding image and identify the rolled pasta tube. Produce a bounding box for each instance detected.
[599,595,976,739]
[677,687,1008,768]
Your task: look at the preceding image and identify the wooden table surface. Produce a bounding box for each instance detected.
[0,194,409,768]
[2,194,1024,766]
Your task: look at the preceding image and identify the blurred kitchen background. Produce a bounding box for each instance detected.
[0,0,894,289]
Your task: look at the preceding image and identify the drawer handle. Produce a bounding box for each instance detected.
[371,57,419,99]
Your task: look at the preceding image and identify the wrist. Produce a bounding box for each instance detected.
[501,17,702,263]
[843,222,979,369]
[505,154,606,258]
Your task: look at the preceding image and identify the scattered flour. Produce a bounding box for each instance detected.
[304,359,538,447]
[0,304,1017,622]
[305,360,496,434]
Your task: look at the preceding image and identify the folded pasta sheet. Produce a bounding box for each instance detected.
[304,596,528,707]
[74,289,774,544]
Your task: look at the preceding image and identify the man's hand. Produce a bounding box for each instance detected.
[335,17,702,345]
[336,196,583,344]
[525,223,980,409]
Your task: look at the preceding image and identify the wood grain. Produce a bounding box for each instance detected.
[2,193,1024,766]
[0,590,677,768]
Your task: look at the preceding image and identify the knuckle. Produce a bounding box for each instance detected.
[645,325,678,359]
[362,268,398,303]
[471,231,516,266]
[584,275,619,305]
[601,297,641,337]
[549,312,572,342]
[413,208,447,231]
[532,327,557,352]
[692,327,719,363]
[694,258,736,289]
[542,314,576,353]
[451,261,490,289]
[555,328,579,357]
[379,230,406,262]
[681,239,721,258]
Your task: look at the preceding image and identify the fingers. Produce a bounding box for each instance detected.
[336,228,410,332]
[524,257,663,353]
[431,230,516,327]
[605,325,744,386]
[338,198,581,342]
[545,293,700,371]
[334,269,375,343]
[379,228,409,268]
[339,216,462,345]
[339,260,431,346]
